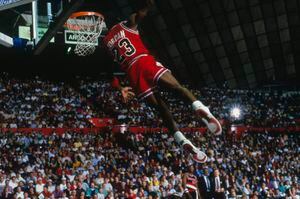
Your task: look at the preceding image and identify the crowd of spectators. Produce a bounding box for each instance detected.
[0,73,299,199]
[0,130,299,199]
[1,72,300,128]
[198,88,300,128]
[80,76,300,128]
[0,73,102,128]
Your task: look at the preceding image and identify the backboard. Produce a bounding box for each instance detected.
[17,0,66,44]
[0,0,34,11]
[0,0,109,55]
[0,0,67,46]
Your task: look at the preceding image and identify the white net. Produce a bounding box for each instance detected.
[66,12,105,56]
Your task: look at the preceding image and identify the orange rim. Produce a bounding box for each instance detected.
[68,11,104,19]
[65,11,104,30]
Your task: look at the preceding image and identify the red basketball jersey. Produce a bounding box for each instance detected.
[103,21,150,71]
[186,174,198,192]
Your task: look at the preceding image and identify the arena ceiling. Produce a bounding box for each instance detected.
[135,0,300,88]
[1,0,300,88]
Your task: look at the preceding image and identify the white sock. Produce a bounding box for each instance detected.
[174,131,197,149]
[174,131,187,144]
[192,100,205,111]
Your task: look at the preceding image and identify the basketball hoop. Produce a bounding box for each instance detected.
[65,11,105,56]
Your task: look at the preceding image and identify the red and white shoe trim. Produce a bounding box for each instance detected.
[182,140,207,163]
[196,106,222,135]
[192,150,208,163]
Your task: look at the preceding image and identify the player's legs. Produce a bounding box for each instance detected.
[158,71,197,103]
[158,71,222,135]
[128,56,207,163]
[145,92,207,163]
[146,92,179,133]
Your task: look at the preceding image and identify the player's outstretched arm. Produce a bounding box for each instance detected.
[127,0,154,30]
[121,86,135,103]
[111,77,135,103]
[111,76,123,91]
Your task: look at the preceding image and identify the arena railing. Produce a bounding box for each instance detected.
[0,126,299,136]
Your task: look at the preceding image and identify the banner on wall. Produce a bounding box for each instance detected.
[0,126,299,137]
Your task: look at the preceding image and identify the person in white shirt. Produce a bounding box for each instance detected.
[96,188,106,199]
[103,178,113,193]
[16,173,26,184]
[212,169,225,199]
[160,175,169,188]
[15,186,24,199]
[94,173,104,187]
[66,170,75,182]
[9,176,18,190]
[0,175,6,193]
[166,183,177,196]
[23,191,31,199]
[242,183,252,198]
[35,177,44,194]
[199,169,212,198]
[47,179,56,193]
[59,178,68,191]
[61,191,69,199]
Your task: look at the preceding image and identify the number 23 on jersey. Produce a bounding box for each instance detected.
[112,38,136,63]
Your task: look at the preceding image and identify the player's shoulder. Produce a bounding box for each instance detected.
[104,22,122,39]
[110,21,125,31]
[119,20,139,35]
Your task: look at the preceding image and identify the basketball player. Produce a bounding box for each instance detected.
[103,0,221,163]
[182,165,201,199]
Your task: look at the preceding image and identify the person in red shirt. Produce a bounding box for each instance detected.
[41,186,53,198]
[103,0,222,163]
[182,165,200,199]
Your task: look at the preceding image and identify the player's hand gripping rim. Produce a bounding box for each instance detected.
[121,87,135,103]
